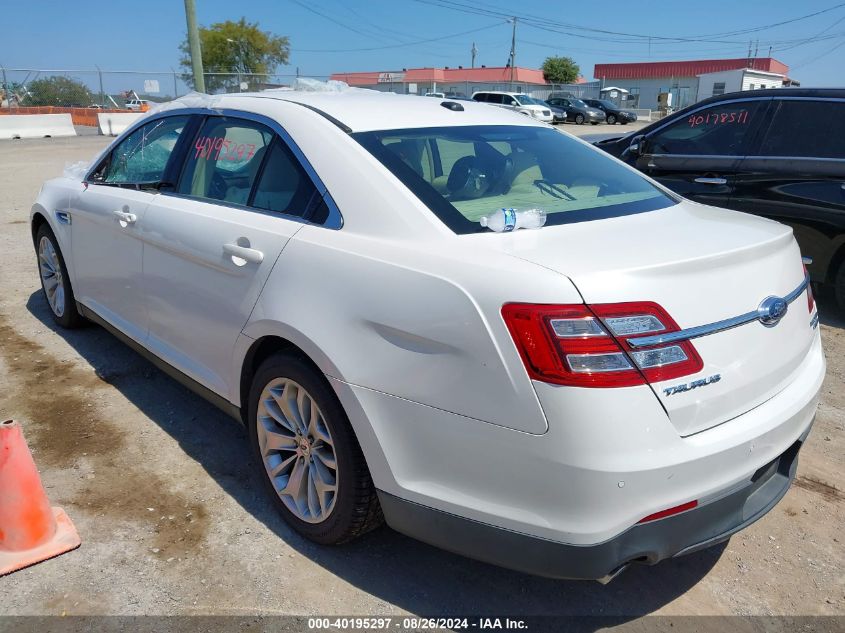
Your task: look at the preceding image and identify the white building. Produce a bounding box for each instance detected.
[697,68,786,100]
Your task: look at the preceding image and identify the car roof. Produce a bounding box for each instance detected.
[694,87,845,108]
[212,89,547,133]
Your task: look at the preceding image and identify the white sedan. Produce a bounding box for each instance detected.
[31,89,823,581]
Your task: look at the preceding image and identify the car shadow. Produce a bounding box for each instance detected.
[26,291,727,624]
[815,285,845,329]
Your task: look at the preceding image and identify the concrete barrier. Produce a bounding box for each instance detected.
[97,112,144,136]
[0,114,77,140]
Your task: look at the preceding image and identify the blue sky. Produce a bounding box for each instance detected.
[3,0,844,92]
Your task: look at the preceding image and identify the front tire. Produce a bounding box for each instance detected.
[248,353,383,544]
[35,223,85,328]
[606,114,617,125]
[575,114,585,125]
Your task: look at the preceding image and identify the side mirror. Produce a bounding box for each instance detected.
[626,134,645,157]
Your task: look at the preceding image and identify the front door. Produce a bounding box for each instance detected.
[71,115,193,341]
[636,98,771,208]
[139,114,321,399]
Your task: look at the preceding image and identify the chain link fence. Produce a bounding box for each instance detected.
[0,67,331,109]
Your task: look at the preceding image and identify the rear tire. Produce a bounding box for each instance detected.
[834,261,845,314]
[248,352,383,544]
[35,223,85,329]
[606,115,617,125]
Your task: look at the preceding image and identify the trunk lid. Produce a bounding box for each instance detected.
[478,200,817,436]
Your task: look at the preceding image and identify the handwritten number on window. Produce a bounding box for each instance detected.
[193,136,256,162]
[688,110,748,128]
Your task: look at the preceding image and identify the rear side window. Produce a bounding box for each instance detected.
[758,100,845,158]
[647,100,766,156]
[178,117,272,205]
[99,115,190,184]
[251,140,318,216]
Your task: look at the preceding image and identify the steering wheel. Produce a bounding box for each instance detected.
[209,172,228,200]
[447,156,490,200]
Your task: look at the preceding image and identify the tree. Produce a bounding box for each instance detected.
[541,56,580,85]
[180,18,290,93]
[26,76,93,106]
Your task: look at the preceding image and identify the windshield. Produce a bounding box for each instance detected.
[354,125,676,234]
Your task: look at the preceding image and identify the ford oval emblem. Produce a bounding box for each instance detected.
[757,296,788,326]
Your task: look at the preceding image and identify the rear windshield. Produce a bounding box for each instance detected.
[353,125,676,234]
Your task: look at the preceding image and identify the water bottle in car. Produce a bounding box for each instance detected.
[479,208,547,232]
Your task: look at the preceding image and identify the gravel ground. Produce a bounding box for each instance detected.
[0,135,842,620]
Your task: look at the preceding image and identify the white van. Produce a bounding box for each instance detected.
[471,91,553,123]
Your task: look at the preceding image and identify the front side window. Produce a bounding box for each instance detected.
[99,115,190,184]
[354,125,676,234]
[647,100,765,156]
[758,100,845,159]
[177,117,272,205]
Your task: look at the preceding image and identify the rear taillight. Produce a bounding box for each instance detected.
[501,302,703,388]
[804,265,815,313]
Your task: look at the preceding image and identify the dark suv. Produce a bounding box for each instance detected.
[595,88,845,311]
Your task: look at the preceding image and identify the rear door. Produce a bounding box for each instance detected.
[729,97,845,285]
[139,113,323,398]
[637,97,771,208]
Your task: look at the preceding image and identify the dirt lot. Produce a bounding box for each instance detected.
[0,135,843,621]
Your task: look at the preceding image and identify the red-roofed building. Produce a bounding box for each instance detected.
[593,58,791,110]
[330,66,552,96]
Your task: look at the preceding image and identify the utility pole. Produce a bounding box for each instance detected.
[509,17,517,88]
[1,65,9,110]
[96,65,105,107]
[184,0,206,93]
[471,42,478,69]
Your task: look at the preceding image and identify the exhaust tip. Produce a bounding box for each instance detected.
[596,563,630,585]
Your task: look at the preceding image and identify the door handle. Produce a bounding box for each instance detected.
[223,242,264,264]
[694,177,727,185]
[113,210,137,225]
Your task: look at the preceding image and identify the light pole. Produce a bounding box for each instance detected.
[227,38,248,92]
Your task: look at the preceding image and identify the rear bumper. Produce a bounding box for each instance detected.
[379,431,807,580]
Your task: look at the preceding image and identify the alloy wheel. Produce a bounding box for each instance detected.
[256,378,338,523]
[38,236,65,317]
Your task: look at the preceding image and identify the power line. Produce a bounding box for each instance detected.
[294,22,504,53]
[411,0,845,45]
[791,36,845,68]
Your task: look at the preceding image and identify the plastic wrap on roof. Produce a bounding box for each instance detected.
[291,78,351,92]
[63,160,90,181]
[147,91,223,115]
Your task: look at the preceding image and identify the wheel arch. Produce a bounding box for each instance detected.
[239,334,325,421]
[237,331,396,492]
[825,236,845,285]
[30,204,51,246]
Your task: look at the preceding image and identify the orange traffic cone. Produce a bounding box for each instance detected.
[0,419,80,576]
